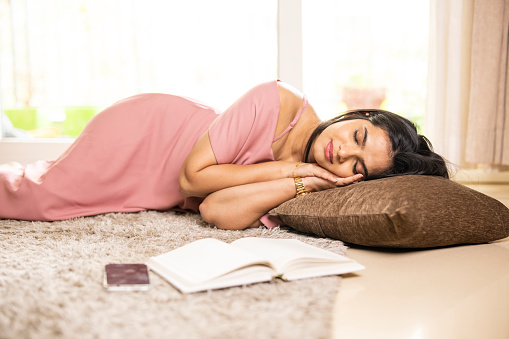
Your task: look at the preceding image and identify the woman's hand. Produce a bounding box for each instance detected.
[289,162,363,191]
[289,162,339,183]
[302,174,363,193]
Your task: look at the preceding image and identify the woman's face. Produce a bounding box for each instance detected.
[310,119,392,178]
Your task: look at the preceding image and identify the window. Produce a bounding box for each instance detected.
[0,0,431,164]
[302,0,430,129]
[0,0,277,138]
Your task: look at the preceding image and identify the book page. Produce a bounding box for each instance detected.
[148,258,274,293]
[148,238,273,284]
[231,237,363,279]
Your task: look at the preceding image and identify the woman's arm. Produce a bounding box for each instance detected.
[199,178,296,229]
[179,130,340,198]
[199,174,362,230]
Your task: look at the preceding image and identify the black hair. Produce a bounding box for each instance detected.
[303,109,450,179]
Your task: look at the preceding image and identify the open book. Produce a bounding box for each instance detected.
[146,237,364,293]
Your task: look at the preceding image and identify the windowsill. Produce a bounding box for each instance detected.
[0,138,73,165]
[0,137,74,143]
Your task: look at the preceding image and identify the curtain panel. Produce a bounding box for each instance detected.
[427,0,509,169]
[426,0,473,167]
[466,0,509,166]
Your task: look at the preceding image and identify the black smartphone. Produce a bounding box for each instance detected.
[103,263,151,291]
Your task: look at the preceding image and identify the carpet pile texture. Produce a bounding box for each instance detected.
[0,211,347,339]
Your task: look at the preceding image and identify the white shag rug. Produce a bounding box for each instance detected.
[0,211,348,339]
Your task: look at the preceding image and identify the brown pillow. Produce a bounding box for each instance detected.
[269,175,509,248]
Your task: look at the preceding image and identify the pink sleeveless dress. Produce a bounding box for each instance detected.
[0,81,306,226]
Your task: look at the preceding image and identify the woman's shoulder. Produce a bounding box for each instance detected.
[276,81,305,124]
[275,81,314,138]
[277,81,304,107]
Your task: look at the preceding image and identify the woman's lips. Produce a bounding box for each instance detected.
[326,141,333,164]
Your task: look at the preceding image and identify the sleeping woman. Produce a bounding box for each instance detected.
[0,80,449,228]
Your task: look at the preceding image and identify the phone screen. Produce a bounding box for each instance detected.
[103,263,151,291]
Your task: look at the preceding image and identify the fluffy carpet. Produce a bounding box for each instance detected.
[0,211,348,339]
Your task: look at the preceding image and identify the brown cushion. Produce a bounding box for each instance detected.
[269,175,509,248]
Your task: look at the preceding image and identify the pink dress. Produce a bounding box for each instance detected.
[0,81,306,225]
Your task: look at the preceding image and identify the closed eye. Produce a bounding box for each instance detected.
[354,127,368,147]
[352,128,368,176]
[353,159,368,177]
[352,130,360,174]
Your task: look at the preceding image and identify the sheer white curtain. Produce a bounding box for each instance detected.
[427,0,509,170]
[426,0,473,168]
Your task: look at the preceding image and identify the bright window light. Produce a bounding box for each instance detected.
[0,0,277,138]
[302,0,430,129]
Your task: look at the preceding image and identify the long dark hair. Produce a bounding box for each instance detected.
[303,109,450,179]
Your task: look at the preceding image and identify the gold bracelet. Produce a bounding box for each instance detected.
[294,177,308,197]
[292,161,302,178]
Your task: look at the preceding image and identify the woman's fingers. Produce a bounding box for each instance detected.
[292,163,336,182]
[335,174,363,186]
[291,163,364,186]
[296,163,363,184]
[302,173,363,193]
